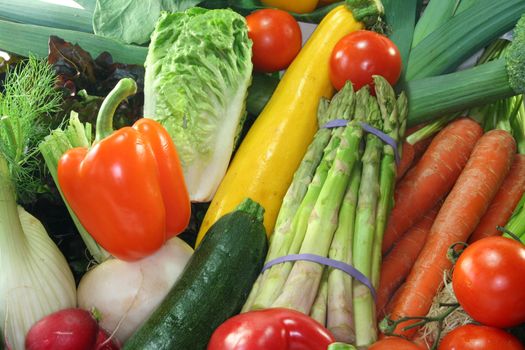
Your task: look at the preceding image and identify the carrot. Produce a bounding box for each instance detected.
[468,154,525,242]
[382,282,405,321]
[396,136,435,182]
[375,204,440,320]
[396,141,416,181]
[382,118,483,255]
[396,125,426,181]
[390,129,516,338]
[412,135,434,162]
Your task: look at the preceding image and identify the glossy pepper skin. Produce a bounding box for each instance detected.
[58,78,190,261]
[207,308,335,350]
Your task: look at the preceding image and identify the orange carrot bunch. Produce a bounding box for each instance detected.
[383,129,516,338]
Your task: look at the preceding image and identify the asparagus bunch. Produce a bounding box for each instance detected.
[242,77,408,348]
[245,83,357,311]
[271,93,364,313]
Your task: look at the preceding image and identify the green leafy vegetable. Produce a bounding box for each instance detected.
[93,0,203,45]
[144,7,253,202]
[0,56,62,204]
[48,36,144,129]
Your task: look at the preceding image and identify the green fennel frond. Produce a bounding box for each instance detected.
[0,55,62,203]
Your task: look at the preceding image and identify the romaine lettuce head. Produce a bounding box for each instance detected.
[144,8,253,202]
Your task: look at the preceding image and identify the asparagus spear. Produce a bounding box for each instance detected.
[326,159,362,343]
[370,76,403,290]
[353,93,384,347]
[271,88,368,314]
[248,83,356,311]
[310,269,329,326]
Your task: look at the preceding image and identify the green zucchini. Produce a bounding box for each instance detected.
[123,198,268,350]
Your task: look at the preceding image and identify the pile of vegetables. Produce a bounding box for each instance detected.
[0,0,525,349]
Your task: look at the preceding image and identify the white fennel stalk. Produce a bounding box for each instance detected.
[0,56,76,350]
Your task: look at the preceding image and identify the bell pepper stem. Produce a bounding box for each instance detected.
[94,78,138,143]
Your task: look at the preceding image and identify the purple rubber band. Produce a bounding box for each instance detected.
[359,122,401,165]
[323,118,349,128]
[262,253,377,300]
[322,119,400,165]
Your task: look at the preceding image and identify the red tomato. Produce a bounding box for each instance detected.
[246,9,302,73]
[438,324,525,350]
[329,30,402,91]
[452,236,525,328]
[369,337,423,350]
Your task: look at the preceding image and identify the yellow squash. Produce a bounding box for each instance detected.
[196,5,364,246]
[260,0,319,14]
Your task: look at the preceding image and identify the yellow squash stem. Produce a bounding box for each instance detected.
[196,5,365,246]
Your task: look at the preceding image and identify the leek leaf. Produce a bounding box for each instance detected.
[0,0,94,33]
[0,19,147,65]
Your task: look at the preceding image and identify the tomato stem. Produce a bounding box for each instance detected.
[446,242,469,264]
[380,303,460,349]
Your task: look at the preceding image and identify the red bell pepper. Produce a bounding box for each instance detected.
[58,78,190,261]
[207,308,335,350]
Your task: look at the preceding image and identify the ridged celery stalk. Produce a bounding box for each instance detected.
[505,194,525,243]
[352,94,383,347]
[271,90,365,313]
[39,114,110,263]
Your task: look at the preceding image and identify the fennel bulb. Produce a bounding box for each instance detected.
[77,237,193,342]
[143,7,253,202]
[0,174,76,350]
[0,57,76,350]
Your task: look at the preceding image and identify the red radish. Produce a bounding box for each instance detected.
[25,308,98,350]
[94,328,120,350]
